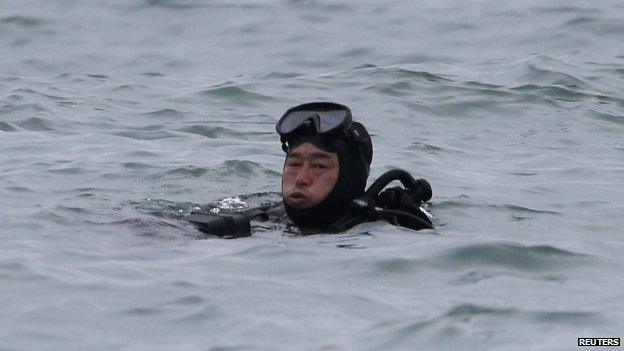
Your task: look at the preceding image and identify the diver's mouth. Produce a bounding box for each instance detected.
[289,191,307,200]
[287,191,310,207]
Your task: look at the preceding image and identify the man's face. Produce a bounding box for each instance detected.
[282,142,339,209]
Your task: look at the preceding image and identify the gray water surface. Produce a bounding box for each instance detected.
[1,1,623,350]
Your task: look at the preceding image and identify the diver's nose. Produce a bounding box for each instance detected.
[295,163,312,187]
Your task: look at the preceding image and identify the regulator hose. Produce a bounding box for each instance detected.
[365,169,432,203]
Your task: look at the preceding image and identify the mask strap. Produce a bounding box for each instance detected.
[347,125,370,177]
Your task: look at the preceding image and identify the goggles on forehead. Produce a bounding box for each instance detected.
[276,102,352,139]
[276,102,372,177]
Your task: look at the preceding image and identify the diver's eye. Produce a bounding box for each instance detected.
[312,163,330,170]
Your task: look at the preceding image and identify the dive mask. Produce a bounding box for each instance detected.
[276,102,352,137]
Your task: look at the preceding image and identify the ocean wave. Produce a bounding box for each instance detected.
[438,243,587,272]
[178,125,245,139]
[112,130,180,140]
[142,0,207,10]
[14,117,56,131]
[361,303,601,350]
[0,15,49,27]
[0,120,16,131]
[142,108,185,119]
[198,86,277,106]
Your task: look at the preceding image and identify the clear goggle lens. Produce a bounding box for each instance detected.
[277,108,351,135]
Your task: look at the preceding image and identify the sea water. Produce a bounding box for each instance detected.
[1,1,623,350]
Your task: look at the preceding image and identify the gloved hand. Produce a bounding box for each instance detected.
[376,186,433,229]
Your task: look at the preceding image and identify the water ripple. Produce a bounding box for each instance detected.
[178,125,244,139]
[112,130,180,140]
[2,2,624,348]
[562,17,624,34]
[359,66,453,82]
[172,305,222,323]
[362,303,601,350]
[15,117,56,131]
[143,0,204,10]
[434,200,562,217]
[164,166,209,178]
[0,102,52,116]
[198,86,277,106]
[143,108,185,119]
[591,110,624,125]
[0,121,16,131]
[439,243,587,272]
[511,84,588,102]
[0,16,48,27]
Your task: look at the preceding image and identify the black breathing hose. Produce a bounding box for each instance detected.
[365,169,432,203]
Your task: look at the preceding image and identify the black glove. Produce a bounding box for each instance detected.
[376,186,433,230]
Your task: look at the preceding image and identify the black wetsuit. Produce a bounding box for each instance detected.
[186,184,433,238]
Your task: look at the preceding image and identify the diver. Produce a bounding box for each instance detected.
[186,102,434,238]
